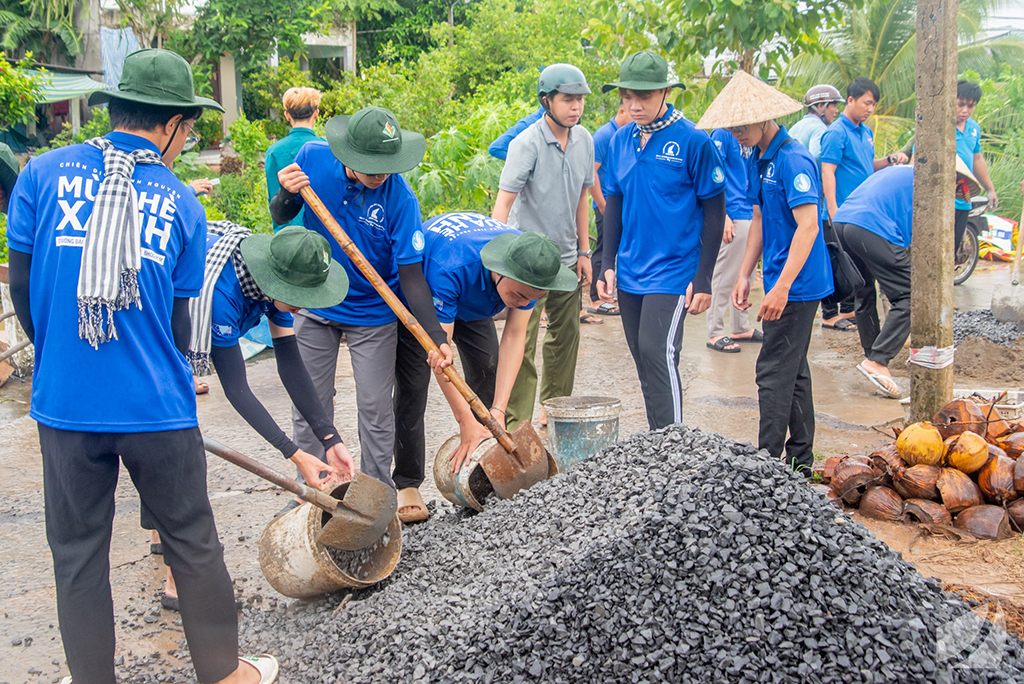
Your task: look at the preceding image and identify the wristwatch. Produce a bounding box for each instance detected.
[887,154,897,166]
[578,249,594,258]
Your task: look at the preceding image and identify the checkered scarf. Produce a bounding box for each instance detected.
[637,106,684,135]
[187,220,270,376]
[77,137,165,348]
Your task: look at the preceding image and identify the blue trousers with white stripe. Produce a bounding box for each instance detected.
[618,291,688,430]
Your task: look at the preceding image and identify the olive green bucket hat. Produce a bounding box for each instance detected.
[239,226,349,310]
[88,49,224,112]
[480,231,578,292]
[0,142,20,197]
[602,51,686,93]
[325,106,426,175]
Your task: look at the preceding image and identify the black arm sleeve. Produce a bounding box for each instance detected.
[210,343,299,458]
[693,192,726,295]
[601,195,623,278]
[270,187,303,225]
[8,249,33,343]
[273,334,343,450]
[171,297,191,356]
[398,262,448,348]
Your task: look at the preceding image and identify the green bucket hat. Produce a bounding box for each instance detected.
[602,51,686,93]
[0,142,20,198]
[239,226,349,310]
[325,107,426,175]
[480,231,578,293]
[88,49,224,112]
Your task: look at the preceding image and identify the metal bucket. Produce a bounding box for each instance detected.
[433,434,559,511]
[258,488,402,599]
[542,395,621,471]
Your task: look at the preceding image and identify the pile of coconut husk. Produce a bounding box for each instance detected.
[817,395,1024,540]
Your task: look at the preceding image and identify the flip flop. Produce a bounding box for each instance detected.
[239,655,280,684]
[150,542,162,555]
[856,362,901,399]
[732,330,763,343]
[822,318,857,331]
[161,592,244,612]
[580,312,604,325]
[587,302,620,316]
[397,487,429,524]
[707,337,741,354]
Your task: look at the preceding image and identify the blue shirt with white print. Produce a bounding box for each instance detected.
[834,165,915,249]
[710,129,753,221]
[746,126,833,302]
[421,212,535,323]
[6,132,206,432]
[819,112,876,208]
[293,140,424,326]
[602,105,726,295]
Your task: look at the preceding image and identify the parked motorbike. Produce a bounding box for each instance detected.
[954,196,988,286]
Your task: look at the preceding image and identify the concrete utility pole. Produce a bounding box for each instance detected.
[909,0,958,422]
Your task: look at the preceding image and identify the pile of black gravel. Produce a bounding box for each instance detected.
[238,426,1024,683]
[954,309,1022,347]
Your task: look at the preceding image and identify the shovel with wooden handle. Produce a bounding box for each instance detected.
[990,205,1024,322]
[298,184,551,499]
[203,436,397,551]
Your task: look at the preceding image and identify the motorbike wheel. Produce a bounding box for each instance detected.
[954,225,979,286]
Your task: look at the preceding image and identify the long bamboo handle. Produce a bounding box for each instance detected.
[298,184,521,459]
[1013,205,1024,286]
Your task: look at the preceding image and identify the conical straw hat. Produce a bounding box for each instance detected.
[695,71,803,130]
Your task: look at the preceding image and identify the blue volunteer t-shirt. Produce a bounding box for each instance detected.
[422,212,536,323]
[955,118,983,210]
[746,127,833,301]
[834,165,915,249]
[487,107,544,161]
[207,233,294,347]
[819,112,876,208]
[710,129,753,221]
[592,116,620,210]
[602,105,727,295]
[6,132,206,432]
[293,141,424,326]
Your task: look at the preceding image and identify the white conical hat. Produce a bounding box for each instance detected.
[696,70,803,130]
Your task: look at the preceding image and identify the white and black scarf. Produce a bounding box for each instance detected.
[637,106,684,136]
[76,137,164,348]
[187,220,270,376]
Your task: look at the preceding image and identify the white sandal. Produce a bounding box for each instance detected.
[239,654,280,683]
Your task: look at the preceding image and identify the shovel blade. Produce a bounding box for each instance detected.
[991,285,1024,323]
[314,473,398,551]
[478,420,551,500]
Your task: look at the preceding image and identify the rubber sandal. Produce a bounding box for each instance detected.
[822,318,857,331]
[579,312,604,325]
[856,362,901,399]
[706,337,741,354]
[733,329,763,343]
[150,542,162,555]
[239,654,279,684]
[397,487,429,524]
[161,593,244,612]
[587,302,620,316]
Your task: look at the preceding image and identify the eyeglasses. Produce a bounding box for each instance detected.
[182,121,199,152]
[726,125,748,134]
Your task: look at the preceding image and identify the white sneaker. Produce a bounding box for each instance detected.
[60,678,71,684]
[239,654,279,683]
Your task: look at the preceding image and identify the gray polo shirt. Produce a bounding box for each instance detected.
[499,118,595,266]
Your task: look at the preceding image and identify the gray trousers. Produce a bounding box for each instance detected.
[292,312,398,488]
[707,218,753,339]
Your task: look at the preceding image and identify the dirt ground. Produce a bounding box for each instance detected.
[1,264,1021,682]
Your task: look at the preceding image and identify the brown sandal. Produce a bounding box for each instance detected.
[397,487,429,524]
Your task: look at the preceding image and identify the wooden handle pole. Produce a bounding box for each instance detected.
[298,185,520,459]
[1013,205,1024,286]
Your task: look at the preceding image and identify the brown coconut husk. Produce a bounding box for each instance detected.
[999,432,1024,459]
[1008,499,1024,532]
[937,468,983,513]
[953,505,1014,540]
[892,464,941,501]
[933,399,987,440]
[903,498,952,525]
[859,486,904,521]
[870,443,906,479]
[978,455,1019,505]
[946,432,989,475]
[830,456,883,506]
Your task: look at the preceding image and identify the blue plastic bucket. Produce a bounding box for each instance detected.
[542,396,621,471]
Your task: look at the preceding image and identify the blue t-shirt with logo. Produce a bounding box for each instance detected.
[422,212,536,323]
[6,132,206,432]
[207,233,293,347]
[710,129,753,221]
[592,116,620,210]
[602,106,727,295]
[834,165,915,249]
[955,118,983,210]
[746,127,833,302]
[819,112,876,208]
[293,141,424,326]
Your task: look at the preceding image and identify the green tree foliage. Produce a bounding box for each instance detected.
[243,58,313,120]
[353,0,456,65]
[0,55,42,127]
[205,115,273,231]
[0,0,81,63]
[112,0,187,49]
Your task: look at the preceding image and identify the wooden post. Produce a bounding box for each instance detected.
[909,0,958,422]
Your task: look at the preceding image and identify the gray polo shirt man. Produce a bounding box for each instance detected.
[498,119,595,265]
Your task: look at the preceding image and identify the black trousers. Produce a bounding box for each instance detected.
[38,425,238,684]
[393,318,500,489]
[590,207,605,302]
[954,207,970,253]
[756,299,819,473]
[836,222,912,366]
[821,295,854,319]
[618,291,687,430]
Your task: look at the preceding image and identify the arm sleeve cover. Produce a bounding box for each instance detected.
[270,187,302,225]
[171,297,191,356]
[210,343,299,458]
[8,249,33,342]
[601,194,623,276]
[693,192,726,295]
[398,263,448,348]
[273,335,343,450]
